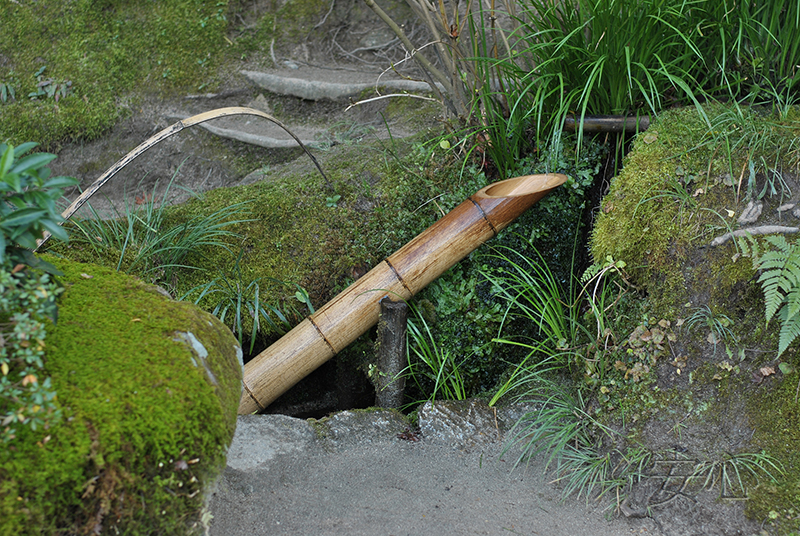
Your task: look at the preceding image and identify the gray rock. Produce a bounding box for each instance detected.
[418,399,500,450]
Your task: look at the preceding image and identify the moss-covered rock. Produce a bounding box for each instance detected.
[591,104,800,533]
[0,256,242,535]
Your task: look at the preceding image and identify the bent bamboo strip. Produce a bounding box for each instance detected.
[35,107,329,250]
[239,173,568,414]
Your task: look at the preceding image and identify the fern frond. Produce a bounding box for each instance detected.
[754,240,800,323]
[764,234,792,253]
[778,305,800,356]
[759,270,791,322]
[737,234,758,258]
[785,285,800,322]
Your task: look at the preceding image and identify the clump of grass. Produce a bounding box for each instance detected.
[68,169,252,290]
[690,452,785,497]
[402,304,469,404]
[181,248,313,354]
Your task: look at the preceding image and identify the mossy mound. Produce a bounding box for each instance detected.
[0,256,242,535]
[591,104,800,532]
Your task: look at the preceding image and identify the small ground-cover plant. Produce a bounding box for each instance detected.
[27,66,72,102]
[0,141,76,441]
[0,79,15,104]
[0,266,63,442]
[503,379,654,503]
[483,242,630,402]
[402,303,469,404]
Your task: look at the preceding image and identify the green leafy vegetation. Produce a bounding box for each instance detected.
[0,142,77,266]
[182,248,312,354]
[0,142,76,442]
[364,0,800,177]
[739,234,800,357]
[67,172,252,293]
[0,266,63,443]
[403,305,469,404]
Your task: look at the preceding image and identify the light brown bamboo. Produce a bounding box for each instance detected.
[34,107,329,251]
[239,173,568,414]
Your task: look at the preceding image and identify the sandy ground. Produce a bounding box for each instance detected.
[208,413,659,536]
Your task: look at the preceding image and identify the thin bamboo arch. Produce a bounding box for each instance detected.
[35,106,329,250]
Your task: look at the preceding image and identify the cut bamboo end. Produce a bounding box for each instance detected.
[479,173,567,198]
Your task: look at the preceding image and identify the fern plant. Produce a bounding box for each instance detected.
[739,234,800,356]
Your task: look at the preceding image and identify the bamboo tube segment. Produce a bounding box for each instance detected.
[239,173,568,414]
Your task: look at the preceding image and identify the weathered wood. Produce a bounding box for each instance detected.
[374,297,409,409]
[239,173,568,414]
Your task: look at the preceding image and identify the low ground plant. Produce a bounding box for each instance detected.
[402,304,469,404]
[483,242,629,402]
[738,234,800,357]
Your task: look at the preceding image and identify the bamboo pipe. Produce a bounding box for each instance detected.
[563,114,650,134]
[239,173,568,414]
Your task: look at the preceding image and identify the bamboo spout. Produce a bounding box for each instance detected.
[239,173,568,414]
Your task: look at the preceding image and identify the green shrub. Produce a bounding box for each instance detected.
[0,141,75,441]
[0,265,63,442]
[0,142,76,266]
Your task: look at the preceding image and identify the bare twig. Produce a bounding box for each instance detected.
[345,92,438,111]
[362,0,460,117]
[311,0,337,32]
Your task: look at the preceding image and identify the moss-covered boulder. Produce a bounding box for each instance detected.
[0,256,243,535]
[592,104,800,532]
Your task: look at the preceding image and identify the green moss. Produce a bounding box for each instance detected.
[0,0,230,148]
[746,369,800,534]
[590,104,800,528]
[593,105,800,318]
[0,256,241,535]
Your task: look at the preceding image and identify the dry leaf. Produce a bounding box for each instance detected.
[759,366,776,377]
[625,362,650,382]
[671,356,688,369]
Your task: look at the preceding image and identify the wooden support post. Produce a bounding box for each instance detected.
[374,297,409,409]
